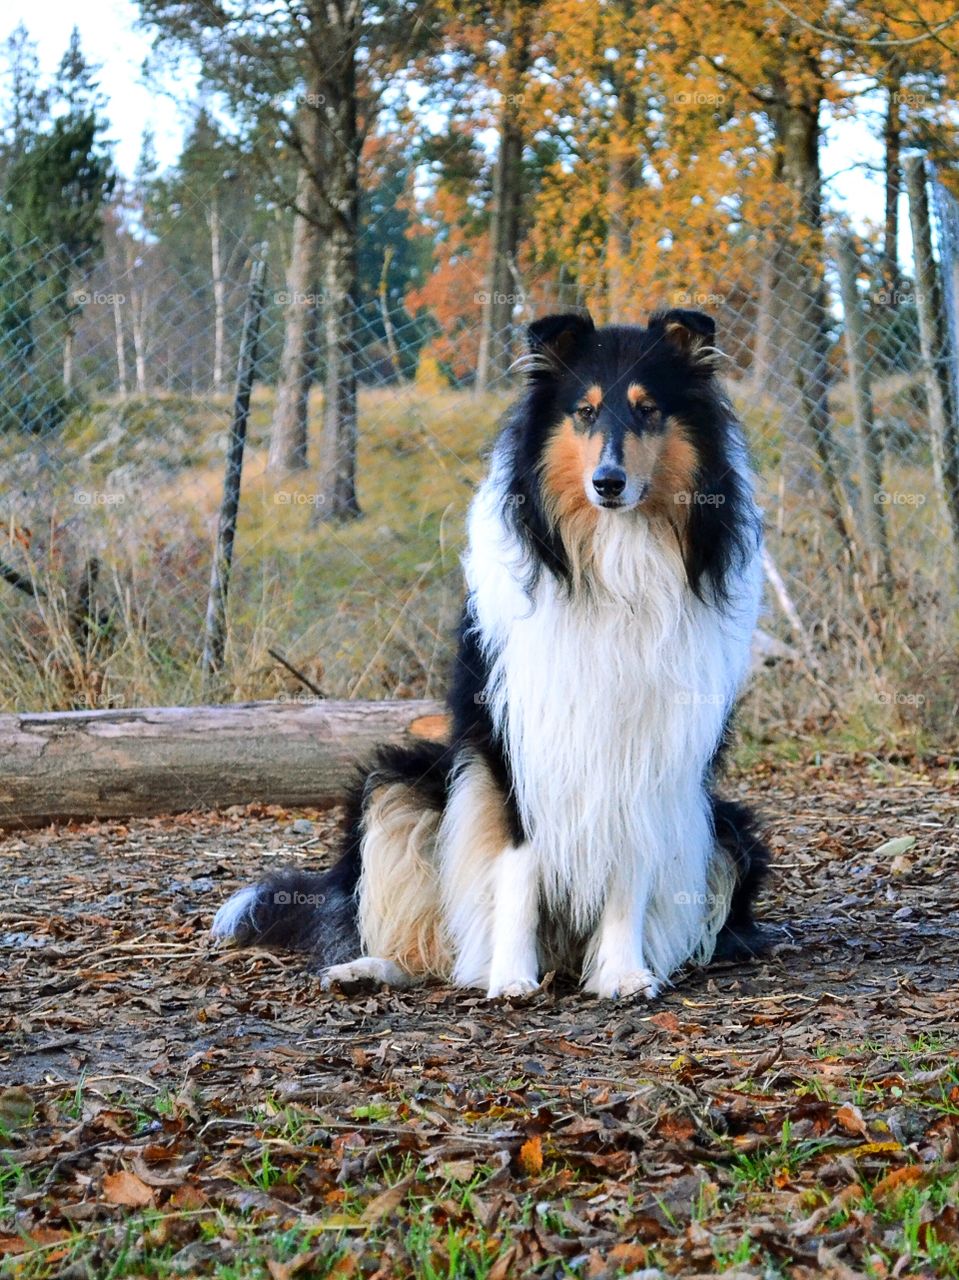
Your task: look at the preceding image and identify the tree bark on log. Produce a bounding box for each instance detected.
[0,699,447,829]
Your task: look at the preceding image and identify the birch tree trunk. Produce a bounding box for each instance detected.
[132,288,148,394]
[112,290,127,397]
[317,209,361,520]
[268,163,321,473]
[209,193,227,395]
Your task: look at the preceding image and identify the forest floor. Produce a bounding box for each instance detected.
[1,754,958,1279]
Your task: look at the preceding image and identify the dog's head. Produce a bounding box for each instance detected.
[519,309,721,515]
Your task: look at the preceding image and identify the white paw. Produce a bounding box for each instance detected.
[319,957,411,991]
[587,968,661,1000]
[486,976,540,999]
[211,886,260,940]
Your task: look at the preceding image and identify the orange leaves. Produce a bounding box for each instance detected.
[871,1164,926,1201]
[101,1169,155,1207]
[0,1227,71,1260]
[516,1133,544,1176]
[836,1103,869,1137]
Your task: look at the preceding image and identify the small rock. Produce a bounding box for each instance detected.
[0,932,48,949]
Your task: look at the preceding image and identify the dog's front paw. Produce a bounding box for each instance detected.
[586,967,661,1000]
[320,957,412,992]
[486,976,540,1000]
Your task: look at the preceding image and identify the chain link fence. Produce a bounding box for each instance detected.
[1,162,958,746]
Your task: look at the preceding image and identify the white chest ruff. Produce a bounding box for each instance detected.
[466,493,761,933]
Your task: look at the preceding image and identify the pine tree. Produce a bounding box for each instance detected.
[7,27,114,395]
[0,23,48,194]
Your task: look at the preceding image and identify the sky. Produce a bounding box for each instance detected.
[3,0,897,243]
[4,0,192,176]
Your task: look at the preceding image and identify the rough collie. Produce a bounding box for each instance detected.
[213,307,770,999]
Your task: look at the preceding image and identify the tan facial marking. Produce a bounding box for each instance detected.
[626,382,656,412]
[583,384,603,410]
[541,417,602,517]
[647,416,700,520]
[540,417,601,581]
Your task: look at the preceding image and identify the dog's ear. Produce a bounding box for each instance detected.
[649,308,719,368]
[513,311,595,378]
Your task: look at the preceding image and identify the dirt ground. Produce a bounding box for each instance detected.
[1,755,958,1278]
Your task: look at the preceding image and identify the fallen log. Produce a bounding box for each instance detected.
[0,699,447,829]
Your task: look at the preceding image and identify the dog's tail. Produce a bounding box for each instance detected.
[710,795,772,961]
[211,741,452,968]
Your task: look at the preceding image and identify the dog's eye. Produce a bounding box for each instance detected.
[633,401,658,420]
[575,403,596,424]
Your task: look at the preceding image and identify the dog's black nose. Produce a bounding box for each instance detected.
[592,465,627,499]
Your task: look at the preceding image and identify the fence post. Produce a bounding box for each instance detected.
[201,250,268,689]
[834,234,892,593]
[904,155,959,564]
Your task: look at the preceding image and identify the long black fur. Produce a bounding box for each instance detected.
[226,741,453,964]
[710,796,772,960]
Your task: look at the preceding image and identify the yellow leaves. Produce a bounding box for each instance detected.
[844,1141,903,1158]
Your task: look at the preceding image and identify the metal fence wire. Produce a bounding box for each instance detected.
[1,159,958,744]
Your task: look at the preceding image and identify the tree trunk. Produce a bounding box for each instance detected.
[750,249,777,388]
[476,3,532,392]
[63,319,75,391]
[317,215,361,519]
[835,234,892,588]
[766,56,852,543]
[379,246,402,380]
[112,289,127,397]
[311,41,362,521]
[905,154,959,566]
[209,192,227,394]
[606,67,639,321]
[881,58,903,304]
[131,283,148,394]
[268,162,321,473]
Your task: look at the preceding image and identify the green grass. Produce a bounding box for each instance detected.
[0,1183,550,1280]
[721,1117,837,1194]
[6,1064,959,1280]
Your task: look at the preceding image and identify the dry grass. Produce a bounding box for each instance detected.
[0,378,955,753]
